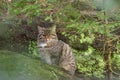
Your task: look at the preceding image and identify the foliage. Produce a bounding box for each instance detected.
[116,41,120,53]
[0,0,120,79]
[58,0,120,78]
[10,0,42,18]
[0,0,8,15]
[112,42,120,70]
[62,19,106,78]
[28,41,38,56]
[112,54,120,70]
[74,48,105,78]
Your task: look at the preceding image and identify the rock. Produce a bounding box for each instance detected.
[0,50,69,80]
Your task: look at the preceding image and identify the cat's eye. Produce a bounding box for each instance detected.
[39,37,42,39]
[38,35,42,39]
[40,31,44,34]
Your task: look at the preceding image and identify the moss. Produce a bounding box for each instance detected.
[0,50,69,80]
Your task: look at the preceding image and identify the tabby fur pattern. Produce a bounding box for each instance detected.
[37,25,76,76]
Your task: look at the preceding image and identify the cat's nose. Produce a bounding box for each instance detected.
[46,38,50,41]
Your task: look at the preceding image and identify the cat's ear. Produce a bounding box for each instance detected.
[38,26,43,33]
[51,25,56,34]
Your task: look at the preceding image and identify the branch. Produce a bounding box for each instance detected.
[80,10,98,16]
[111,70,120,76]
[51,71,59,80]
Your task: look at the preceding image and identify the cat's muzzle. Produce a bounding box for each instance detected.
[38,43,47,48]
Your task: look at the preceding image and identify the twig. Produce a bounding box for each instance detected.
[111,70,120,76]
[51,71,59,80]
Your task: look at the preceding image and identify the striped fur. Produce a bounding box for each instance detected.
[37,26,76,76]
[59,43,76,75]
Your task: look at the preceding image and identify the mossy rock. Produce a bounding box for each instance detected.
[0,50,69,80]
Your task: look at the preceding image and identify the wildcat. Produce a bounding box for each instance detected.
[37,25,76,77]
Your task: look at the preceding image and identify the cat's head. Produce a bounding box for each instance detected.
[37,25,58,48]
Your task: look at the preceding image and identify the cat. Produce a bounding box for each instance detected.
[37,25,76,77]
